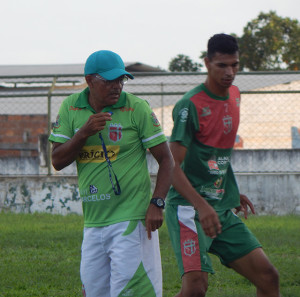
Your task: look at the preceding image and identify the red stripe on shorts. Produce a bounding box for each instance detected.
[179,220,201,272]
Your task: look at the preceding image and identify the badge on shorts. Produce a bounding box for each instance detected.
[183,239,196,256]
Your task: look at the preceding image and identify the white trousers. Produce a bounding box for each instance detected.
[80,220,162,297]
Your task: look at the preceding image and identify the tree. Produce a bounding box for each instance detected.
[238,11,300,71]
[168,54,202,72]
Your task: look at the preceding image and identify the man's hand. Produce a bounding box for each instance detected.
[145,205,164,239]
[235,194,255,219]
[195,202,222,238]
[80,112,112,137]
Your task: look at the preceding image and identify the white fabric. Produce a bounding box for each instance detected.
[80,220,162,297]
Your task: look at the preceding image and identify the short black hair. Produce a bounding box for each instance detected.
[207,33,239,60]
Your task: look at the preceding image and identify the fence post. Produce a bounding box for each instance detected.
[47,76,57,176]
[160,82,164,131]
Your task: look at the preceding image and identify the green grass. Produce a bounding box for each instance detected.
[0,213,299,297]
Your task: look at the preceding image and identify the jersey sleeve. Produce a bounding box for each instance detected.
[48,99,73,144]
[133,99,167,149]
[170,99,199,147]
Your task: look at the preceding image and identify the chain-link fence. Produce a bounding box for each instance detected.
[0,71,300,175]
[125,72,300,150]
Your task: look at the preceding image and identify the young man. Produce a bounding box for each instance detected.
[165,34,280,297]
[49,50,174,297]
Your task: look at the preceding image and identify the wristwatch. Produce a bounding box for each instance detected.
[150,197,165,209]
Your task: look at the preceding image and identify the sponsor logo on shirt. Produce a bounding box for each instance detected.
[178,108,189,122]
[217,156,230,165]
[214,177,223,188]
[77,145,120,163]
[69,106,82,111]
[207,156,229,175]
[81,193,111,202]
[89,185,98,194]
[208,160,219,170]
[109,123,122,142]
[120,107,134,112]
[200,106,211,117]
[200,186,225,199]
[80,188,111,202]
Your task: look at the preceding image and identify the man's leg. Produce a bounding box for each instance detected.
[80,227,110,297]
[108,220,162,297]
[166,205,214,297]
[175,271,208,297]
[208,210,280,297]
[229,247,280,297]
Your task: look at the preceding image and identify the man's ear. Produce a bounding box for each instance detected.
[204,57,210,69]
[85,75,93,87]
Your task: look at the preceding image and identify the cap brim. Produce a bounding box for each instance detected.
[99,69,134,80]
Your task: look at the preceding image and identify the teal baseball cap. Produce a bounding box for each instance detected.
[84,50,134,80]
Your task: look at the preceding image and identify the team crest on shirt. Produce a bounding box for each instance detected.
[223,115,232,134]
[179,108,189,122]
[109,123,122,142]
[150,112,161,127]
[53,114,61,129]
[183,239,196,256]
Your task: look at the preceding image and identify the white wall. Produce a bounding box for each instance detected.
[1,150,300,215]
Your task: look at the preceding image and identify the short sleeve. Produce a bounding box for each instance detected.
[48,100,73,144]
[170,99,199,147]
[132,99,167,149]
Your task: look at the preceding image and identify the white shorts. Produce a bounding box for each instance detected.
[80,220,162,297]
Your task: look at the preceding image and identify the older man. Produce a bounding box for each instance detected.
[49,50,174,297]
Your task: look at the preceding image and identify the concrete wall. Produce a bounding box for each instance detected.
[1,173,300,216]
[0,176,81,215]
[1,149,300,215]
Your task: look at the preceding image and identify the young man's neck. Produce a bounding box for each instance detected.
[204,80,229,97]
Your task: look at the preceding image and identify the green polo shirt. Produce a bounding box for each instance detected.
[49,88,167,227]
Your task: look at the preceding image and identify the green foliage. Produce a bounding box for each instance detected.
[238,11,300,71]
[168,54,202,72]
[0,213,299,296]
[194,12,300,72]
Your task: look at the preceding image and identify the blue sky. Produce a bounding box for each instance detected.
[1,0,299,70]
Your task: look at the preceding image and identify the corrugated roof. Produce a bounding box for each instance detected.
[0,62,163,77]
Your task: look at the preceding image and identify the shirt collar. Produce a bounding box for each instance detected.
[75,87,127,113]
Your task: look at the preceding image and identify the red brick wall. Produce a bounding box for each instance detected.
[0,115,48,157]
